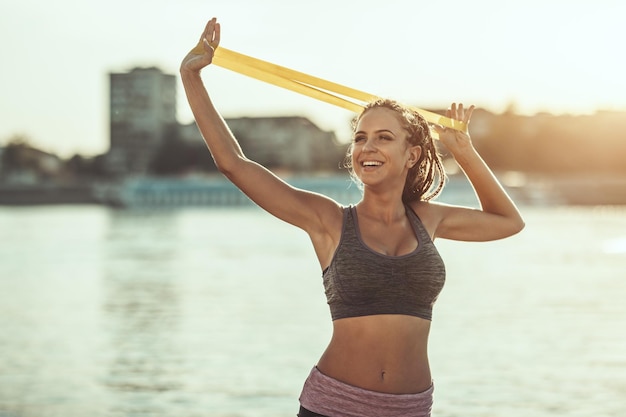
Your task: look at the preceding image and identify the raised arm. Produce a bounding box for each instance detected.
[179,18,342,235]
[424,103,524,241]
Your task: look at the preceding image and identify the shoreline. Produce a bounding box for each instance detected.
[0,174,624,207]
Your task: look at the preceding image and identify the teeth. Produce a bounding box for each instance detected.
[362,161,382,166]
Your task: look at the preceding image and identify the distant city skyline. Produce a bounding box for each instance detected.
[1,0,624,157]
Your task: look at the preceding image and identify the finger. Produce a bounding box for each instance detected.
[208,18,217,46]
[201,18,216,42]
[213,21,221,47]
[202,18,220,49]
[450,102,457,120]
[458,103,464,120]
[464,105,475,124]
[192,18,215,55]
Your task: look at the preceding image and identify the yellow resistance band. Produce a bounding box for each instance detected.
[193,43,467,133]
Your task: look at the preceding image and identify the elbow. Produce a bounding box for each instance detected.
[214,159,236,178]
[491,212,525,240]
[213,154,247,179]
[507,215,526,237]
[213,158,231,176]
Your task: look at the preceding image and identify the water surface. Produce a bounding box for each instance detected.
[0,205,624,416]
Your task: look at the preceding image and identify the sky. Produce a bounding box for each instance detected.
[1,0,624,157]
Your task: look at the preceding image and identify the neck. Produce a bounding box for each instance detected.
[358,190,406,224]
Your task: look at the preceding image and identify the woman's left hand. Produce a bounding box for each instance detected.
[434,103,475,155]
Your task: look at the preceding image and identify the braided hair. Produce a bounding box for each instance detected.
[345,98,446,203]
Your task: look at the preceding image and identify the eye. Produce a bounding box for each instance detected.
[379,135,392,141]
[353,135,365,143]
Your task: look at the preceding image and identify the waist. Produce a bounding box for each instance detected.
[299,367,434,417]
[317,314,432,394]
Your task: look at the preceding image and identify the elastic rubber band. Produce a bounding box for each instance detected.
[214,52,365,113]
[191,42,467,133]
[214,47,464,131]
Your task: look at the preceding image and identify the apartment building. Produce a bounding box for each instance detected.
[107,67,177,175]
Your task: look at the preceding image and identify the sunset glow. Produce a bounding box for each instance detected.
[0,0,624,156]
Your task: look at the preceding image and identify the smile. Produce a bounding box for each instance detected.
[361,161,383,167]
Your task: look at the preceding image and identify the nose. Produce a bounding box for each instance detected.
[362,137,376,152]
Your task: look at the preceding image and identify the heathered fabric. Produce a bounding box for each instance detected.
[323,205,445,321]
[299,367,434,417]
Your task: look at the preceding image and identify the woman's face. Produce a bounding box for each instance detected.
[351,107,420,188]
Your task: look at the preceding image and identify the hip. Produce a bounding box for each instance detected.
[299,366,434,417]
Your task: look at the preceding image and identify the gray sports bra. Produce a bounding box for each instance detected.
[323,205,445,321]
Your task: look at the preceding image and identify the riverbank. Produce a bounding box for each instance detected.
[0,174,624,207]
[0,182,98,205]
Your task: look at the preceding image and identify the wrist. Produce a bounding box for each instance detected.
[451,145,481,166]
[180,66,203,80]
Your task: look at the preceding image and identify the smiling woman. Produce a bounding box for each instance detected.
[179,17,524,416]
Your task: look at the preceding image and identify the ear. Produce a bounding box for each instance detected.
[407,145,422,168]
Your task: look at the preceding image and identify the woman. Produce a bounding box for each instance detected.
[181,18,524,417]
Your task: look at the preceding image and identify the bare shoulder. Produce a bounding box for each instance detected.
[305,192,345,235]
[410,198,524,242]
[408,200,451,240]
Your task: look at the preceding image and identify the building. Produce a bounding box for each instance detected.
[226,116,345,172]
[106,66,345,176]
[107,67,177,175]
[0,143,64,184]
[179,116,347,173]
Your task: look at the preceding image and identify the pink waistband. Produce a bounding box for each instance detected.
[299,367,433,417]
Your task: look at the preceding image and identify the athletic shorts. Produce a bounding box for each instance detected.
[298,367,433,417]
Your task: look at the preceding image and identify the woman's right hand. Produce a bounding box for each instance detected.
[180,17,221,73]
